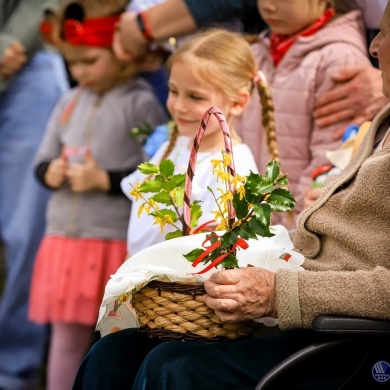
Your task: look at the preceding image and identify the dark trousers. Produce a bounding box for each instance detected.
[72,328,369,390]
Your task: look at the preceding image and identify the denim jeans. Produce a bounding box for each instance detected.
[0,49,68,390]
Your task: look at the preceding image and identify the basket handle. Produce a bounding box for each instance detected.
[182,107,236,236]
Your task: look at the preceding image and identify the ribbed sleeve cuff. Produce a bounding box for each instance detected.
[275,269,303,330]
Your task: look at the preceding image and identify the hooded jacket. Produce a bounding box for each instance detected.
[276,103,390,330]
[235,10,371,225]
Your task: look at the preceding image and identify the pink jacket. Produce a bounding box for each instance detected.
[235,10,371,226]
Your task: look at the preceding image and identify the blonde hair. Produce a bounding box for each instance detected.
[162,28,279,163]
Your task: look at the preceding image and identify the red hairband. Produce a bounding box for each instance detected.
[62,15,120,47]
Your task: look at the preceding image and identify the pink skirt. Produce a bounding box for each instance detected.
[29,236,127,326]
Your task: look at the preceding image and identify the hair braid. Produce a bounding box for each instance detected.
[256,79,280,164]
[160,124,179,162]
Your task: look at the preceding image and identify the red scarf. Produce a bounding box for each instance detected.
[270,8,335,67]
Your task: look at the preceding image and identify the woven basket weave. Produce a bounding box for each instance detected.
[132,75,279,342]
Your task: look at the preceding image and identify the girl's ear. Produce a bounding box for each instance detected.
[230,88,251,117]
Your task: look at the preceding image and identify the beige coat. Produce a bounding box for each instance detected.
[276,103,390,330]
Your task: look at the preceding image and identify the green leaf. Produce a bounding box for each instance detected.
[173,187,184,207]
[159,159,175,178]
[161,179,179,192]
[183,248,205,262]
[237,226,257,240]
[165,230,182,240]
[268,188,296,212]
[172,173,186,187]
[265,160,280,182]
[247,219,274,237]
[252,203,272,226]
[190,202,203,228]
[276,174,289,186]
[150,192,172,205]
[245,173,274,199]
[150,208,177,222]
[221,253,239,269]
[219,230,238,249]
[232,192,249,219]
[138,162,159,174]
[138,178,162,193]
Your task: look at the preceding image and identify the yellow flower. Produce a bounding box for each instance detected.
[153,214,175,233]
[210,158,222,173]
[222,152,232,166]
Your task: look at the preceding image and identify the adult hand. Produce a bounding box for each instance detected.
[113,11,150,62]
[203,267,277,323]
[314,65,389,140]
[66,149,109,192]
[45,150,68,189]
[0,40,27,78]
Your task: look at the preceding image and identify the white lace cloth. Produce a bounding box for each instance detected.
[96,225,304,336]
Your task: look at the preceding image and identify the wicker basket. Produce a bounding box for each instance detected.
[132,76,279,342]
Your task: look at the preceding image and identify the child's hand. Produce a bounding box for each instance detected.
[45,150,68,188]
[66,149,110,192]
[0,41,27,78]
[303,186,323,210]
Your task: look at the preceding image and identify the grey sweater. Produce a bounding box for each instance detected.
[276,103,390,330]
[35,78,168,240]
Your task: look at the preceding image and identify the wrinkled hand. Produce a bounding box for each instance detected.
[314,65,389,140]
[203,267,277,323]
[66,150,109,192]
[45,151,68,189]
[0,40,27,78]
[112,11,150,62]
[303,186,323,210]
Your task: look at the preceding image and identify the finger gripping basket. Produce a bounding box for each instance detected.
[132,99,279,342]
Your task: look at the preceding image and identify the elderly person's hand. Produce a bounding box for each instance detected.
[0,40,27,78]
[203,267,277,323]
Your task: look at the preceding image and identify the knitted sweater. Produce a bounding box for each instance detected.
[276,103,390,330]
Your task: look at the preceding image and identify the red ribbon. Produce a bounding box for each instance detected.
[62,16,120,48]
[192,235,249,274]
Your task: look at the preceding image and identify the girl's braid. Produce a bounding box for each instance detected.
[160,123,179,162]
[256,77,280,164]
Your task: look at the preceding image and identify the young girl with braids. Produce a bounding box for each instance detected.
[28,1,167,389]
[121,28,270,256]
[235,0,372,227]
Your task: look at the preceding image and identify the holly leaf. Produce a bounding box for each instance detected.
[221,253,239,269]
[265,160,280,182]
[165,230,183,240]
[252,203,272,226]
[267,188,296,212]
[138,162,159,174]
[183,248,205,262]
[190,201,203,228]
[150,208,178,222]
[219,230,238,249]
[277,174,289,186]
[159,159,175,178]
[138,178,162,193]
[151,192,172,205]
[232,192,249,219]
